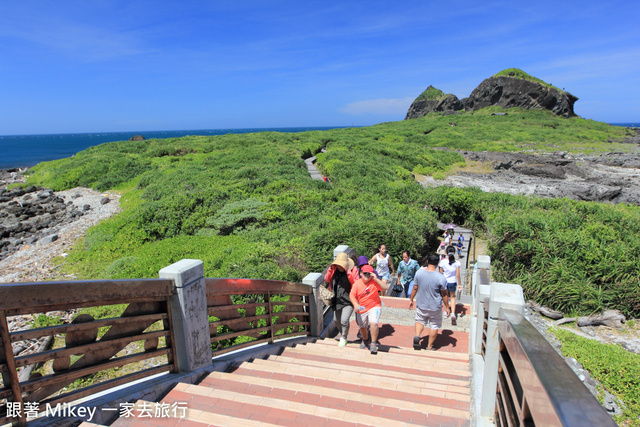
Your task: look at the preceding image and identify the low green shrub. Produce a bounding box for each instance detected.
[552,328,640,425]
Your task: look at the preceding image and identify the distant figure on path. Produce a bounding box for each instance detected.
[397,251,420,298]
[369,244,394,281]
[409,253,449,351]
[439,253,461,325]
[350,264,388,354]
[324,253,355,347]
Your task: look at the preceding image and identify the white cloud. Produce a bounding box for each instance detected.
[339,97,414,116]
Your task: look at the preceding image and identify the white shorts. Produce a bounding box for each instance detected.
[415,307,442,330]
[356,306,381,329]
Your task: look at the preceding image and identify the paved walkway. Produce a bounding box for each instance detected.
[105,297,471,427]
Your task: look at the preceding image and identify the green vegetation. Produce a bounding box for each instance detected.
[415,85,445,101]
[552,328,640,425]
[25,109,637,319]
[494,68,561,91]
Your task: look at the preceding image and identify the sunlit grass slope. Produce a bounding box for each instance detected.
[25,109,640,317]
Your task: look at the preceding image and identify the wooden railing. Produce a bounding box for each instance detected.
[0,279,176,426]
[472,257,616,426]
[206,278,312,357]
[0,260,320,425]
[495,309,616,426]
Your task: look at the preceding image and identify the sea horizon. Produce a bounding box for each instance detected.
[1,123,638,171]
[0,126,353,170]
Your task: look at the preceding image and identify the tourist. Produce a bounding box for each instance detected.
[409,253,449,351]
[439,252,461,325]
[350,264,388,354]
[369,244,394,281]
[443,230,452,247]
[457,233,465,258]
[324,252,355,347]
[397,251,420,298]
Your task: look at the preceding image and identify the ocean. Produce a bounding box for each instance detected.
[1,123,638,170]
[0,127,348,170]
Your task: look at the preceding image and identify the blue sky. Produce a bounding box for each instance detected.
[1,1,638,135]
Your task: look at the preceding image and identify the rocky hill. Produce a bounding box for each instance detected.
[405,68,578,119]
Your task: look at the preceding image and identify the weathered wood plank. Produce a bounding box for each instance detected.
[14,330,168,368]
[20,348,170,393]
[0,279,174,311]
[10,313,168,343]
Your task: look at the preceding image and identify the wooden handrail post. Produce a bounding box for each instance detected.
[159,259,212,372]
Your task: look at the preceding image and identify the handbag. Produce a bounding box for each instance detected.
[393,284,404,293]
[318,285,334,306]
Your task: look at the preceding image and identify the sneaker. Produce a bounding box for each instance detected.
[360,340,369,349]
[451,313,457,325]
[370,342,378,354]
[413,336,421,350]
[338,338,347,347]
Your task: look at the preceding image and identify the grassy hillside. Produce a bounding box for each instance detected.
[25,109,640,316]
[493,68,562,91]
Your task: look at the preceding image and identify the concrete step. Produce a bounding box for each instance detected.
[163,380,468,426]
[242,355,470,395]
[312,336,470,362]
[280,342,470,377]
[110,399,270,426]
[108,329,472,426]
[216,360,470,408]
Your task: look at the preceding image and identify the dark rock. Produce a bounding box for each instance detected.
[465,76,578,117]
[40,234,59,245]
[512,164,566,179]
[12,189,26,197]
[24,185,36,193]
[129,135,145,141]
[100,197,110,205]
[405,70,579,119]
[83,204,91,211]
[72,193,82,199]
[405,86,464,119]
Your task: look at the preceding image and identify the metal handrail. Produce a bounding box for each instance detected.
[495,308,616,426]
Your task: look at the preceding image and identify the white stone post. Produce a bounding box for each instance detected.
[333,244,349,258]
[474,284,492,356]
[480,282,525,417]
[160,259,212,373]
[302,272,324,337]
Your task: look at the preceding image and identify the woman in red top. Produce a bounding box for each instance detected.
[349,265,388,354]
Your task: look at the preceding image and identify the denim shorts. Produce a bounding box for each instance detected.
[447,283,457,293]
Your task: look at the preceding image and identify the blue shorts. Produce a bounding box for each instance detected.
[447,283,457,293]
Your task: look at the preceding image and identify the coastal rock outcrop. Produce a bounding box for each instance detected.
[406,69,578,119]
[465,75,578,117]
[129,135,145,141]
[418,150,640,206]
[405,85,464,119]
[0,185,86,260]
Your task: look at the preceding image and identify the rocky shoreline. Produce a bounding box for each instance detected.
[0,168,121,283]
[421,144,640,205]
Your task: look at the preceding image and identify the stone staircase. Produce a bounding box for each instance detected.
[100,338,470,426]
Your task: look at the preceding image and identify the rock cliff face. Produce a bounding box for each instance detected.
[465,76,578,117]
[405,70,578,119]
[405,86,464,119]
